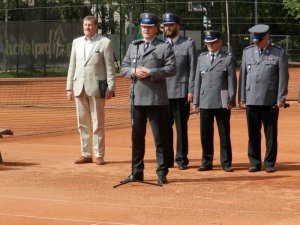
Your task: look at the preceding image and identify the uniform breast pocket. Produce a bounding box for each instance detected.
[176,51,188,58]
[247,60,256,71]
[200,70,207,79]
[264,59,277,74]
[176,53,187,66]
[147,53,163,67]
[199,65,208,78]
[130,55,141,66]
[215,68,227,79]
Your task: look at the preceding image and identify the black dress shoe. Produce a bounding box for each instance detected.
[179,164,188,170]
[248,166,261,172]
[265,166,275,173]
[222,166,233,172]
[158,174,167,184]
[124,173,144,182]
[197,165,213,171]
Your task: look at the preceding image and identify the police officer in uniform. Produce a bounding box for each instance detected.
[238,24,289,173]
[162,12,197,170]
[193,30,237,172]
[120,13,176,184]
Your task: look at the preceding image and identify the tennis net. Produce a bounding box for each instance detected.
[0,75,131,137]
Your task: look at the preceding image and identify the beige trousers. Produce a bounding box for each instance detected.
[75,88,105,158]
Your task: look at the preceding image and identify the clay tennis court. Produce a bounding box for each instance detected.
[0,71,299,224]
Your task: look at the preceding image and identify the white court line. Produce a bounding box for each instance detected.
[2,143,131,150]
[189,131,300,137]
[1,195,300,216]
[0,212,138,225]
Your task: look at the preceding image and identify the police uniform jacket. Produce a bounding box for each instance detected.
[120,38,176,106]
[238,44,289,105]
[166,35,197,99]
[193,51,237,109]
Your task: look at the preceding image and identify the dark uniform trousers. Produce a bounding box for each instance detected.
[200,108,232,167]
[246,106,279,167]
[132,106,169,176]
[167,98,190,166]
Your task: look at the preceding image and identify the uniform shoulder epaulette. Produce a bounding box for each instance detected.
[273,44,282,49]
[244,45,255,51]
[182,37,193,41]
[153,38,166,45]
[200,51,208,56]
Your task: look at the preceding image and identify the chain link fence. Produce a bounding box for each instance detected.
[0,1,300,77]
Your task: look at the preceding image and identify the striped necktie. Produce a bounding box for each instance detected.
[259,48,264,57]
[144,42,149,51]
[211,54,215,65]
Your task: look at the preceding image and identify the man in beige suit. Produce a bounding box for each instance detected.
[66,15,115,165]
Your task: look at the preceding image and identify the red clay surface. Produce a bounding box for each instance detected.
[0,102,299,225]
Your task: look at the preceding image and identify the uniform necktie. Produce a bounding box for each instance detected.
[259,48,264,57]
[211,54,215,65]
[144,42,149,51]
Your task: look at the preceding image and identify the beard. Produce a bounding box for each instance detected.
[165,29,178,39]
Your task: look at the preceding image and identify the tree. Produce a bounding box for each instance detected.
[283,0,300,20]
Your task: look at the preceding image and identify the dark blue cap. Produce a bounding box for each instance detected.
[248,24,269,43]
[204,30,221,43]
[140,13,159,26]
[162,13,181,24]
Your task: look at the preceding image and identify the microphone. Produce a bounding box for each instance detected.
[132,39,145,45]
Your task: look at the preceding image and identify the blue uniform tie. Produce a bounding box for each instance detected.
[144,42,149,51]
[211,54,215,65]
[259,48,264,57]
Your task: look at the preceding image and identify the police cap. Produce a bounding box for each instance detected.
[162,13,181,24]
[248,24,269,43]
[140,13,159,26]
[204,30,221,43]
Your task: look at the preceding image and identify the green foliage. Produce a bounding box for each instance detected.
[283,0,300,20]
[1,0,300,76]
[0,0,93,22]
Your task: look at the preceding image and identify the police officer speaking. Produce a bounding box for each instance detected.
[120,13,176,185]
[238,24,289,173]
[193,30,237,172]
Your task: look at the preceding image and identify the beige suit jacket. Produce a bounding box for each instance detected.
[66,34,115,96]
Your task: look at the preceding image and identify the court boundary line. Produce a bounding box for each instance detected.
[0,212,138,225]
[1,195,300,216]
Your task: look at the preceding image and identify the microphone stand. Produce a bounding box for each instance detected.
[113,41,162,188]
